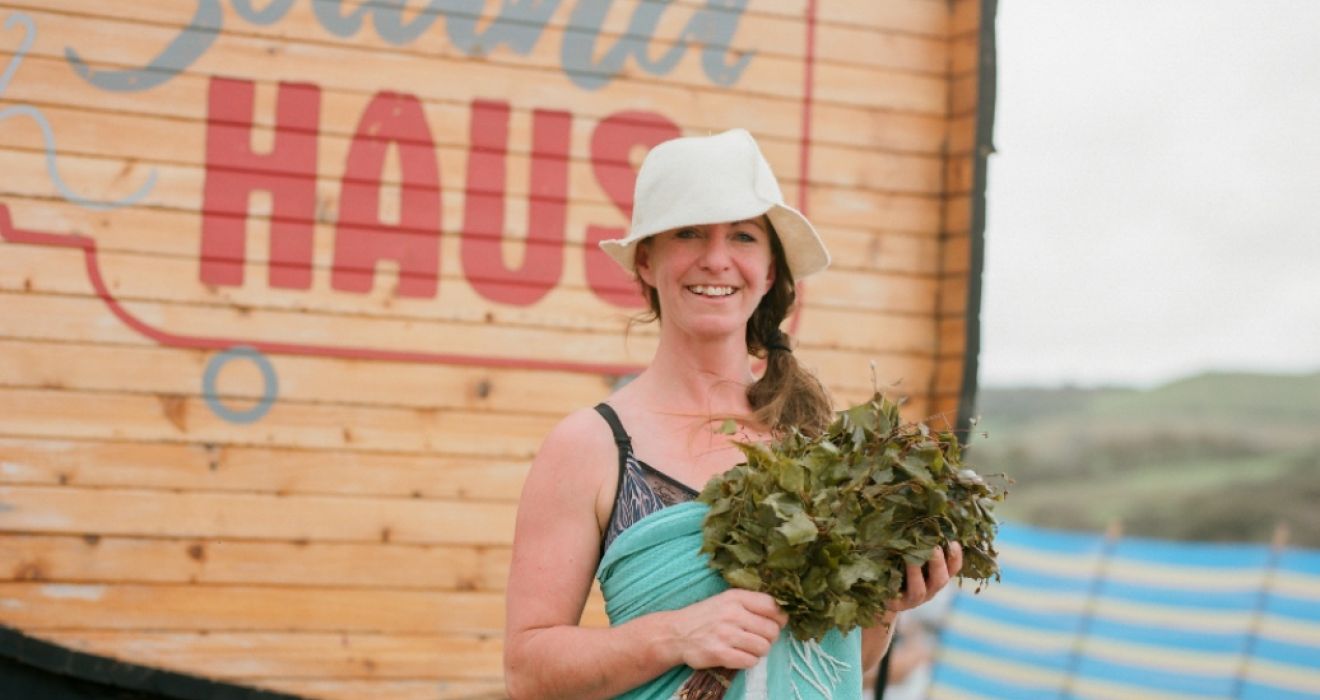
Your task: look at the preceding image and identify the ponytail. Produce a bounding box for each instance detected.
[744,227,833,436]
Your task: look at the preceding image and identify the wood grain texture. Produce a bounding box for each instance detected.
[0,533,511,591]
[38,630,505,679]
[0,0,986,695]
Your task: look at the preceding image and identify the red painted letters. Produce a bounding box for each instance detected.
[201,78,320,289]
[200,76,675,310]
[332,92,441,297]
[461,100,571,305]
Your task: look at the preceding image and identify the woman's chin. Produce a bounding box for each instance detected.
[670,316,752,343]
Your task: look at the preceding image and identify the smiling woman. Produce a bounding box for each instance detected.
[501,129,962,700]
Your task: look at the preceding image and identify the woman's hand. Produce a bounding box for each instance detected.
[891,541,964,612]
[666,589,788,670]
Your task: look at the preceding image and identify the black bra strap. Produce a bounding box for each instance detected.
[593,402,632,449]
[594,403,632,559]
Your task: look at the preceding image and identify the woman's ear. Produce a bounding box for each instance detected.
[635,242,656,287]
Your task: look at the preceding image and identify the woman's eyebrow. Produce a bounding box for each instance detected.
[733,219,767,232]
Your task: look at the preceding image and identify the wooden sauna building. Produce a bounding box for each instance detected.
[0,1,996,697]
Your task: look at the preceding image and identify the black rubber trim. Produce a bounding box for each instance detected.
[956,0,998,440]
[0,624,302,700]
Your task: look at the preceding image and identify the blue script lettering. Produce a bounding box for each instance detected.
[232,0,296,25]
[562,0,751,90]
[66,0,222,92]
[441,0,561,55]
[64,0,751,92]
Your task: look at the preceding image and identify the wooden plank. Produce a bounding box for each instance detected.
[35,630,506,682]
[21,0,957,46]
[935,356,967,404]
[0,246,944,341]
[951,72,980,116]
[816,22,949,74]
[0,287,666,371]
[811,61,946,114]
[943,194,972,234]
[944,154,976,196]
[940,232,972,275]
[951,0,983,37]
[816,0,948,36]
[0,333,931,415]
[950,32,982,75]
[939,317,968,355]
[0,291,941,382]
[947,113,979,154]
[0,195,949,281]
[808,267,940,315]
[0,386,552,457]
[0,534,510,591]
[0,485,517,546]
[2,53,952,155]
[0,582,515,633]
[8,9,944,116]
[19,0,951,79]
[253,679,506,700]
[0,287,944,401]
[939,276,969,316]
[0,103,946,196]
[0,338,615,415]
[0,150,945,235]
[0,333,938,414]
[0,438,526,501]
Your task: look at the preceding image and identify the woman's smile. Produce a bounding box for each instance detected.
[685,284,739,298]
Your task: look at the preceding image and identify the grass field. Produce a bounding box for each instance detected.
[966,371,1320,546]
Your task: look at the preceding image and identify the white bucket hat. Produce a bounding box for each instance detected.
[598,128,831,280]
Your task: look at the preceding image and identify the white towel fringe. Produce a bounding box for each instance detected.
[788,638,849,700]
[745,655,769,699]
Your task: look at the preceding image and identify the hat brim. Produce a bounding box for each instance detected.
[598,203,831,281]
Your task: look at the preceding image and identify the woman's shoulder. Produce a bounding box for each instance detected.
[531,405,618,480]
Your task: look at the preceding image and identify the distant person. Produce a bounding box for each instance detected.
[503,129,962,698]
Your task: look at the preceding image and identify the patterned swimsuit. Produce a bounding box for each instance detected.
[595,403,700,555]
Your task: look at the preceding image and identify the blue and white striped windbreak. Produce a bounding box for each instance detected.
[929,524,1320,699]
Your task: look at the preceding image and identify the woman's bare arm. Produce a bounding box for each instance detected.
[503,409,786,699]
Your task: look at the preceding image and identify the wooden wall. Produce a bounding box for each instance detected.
[0,1,989,698]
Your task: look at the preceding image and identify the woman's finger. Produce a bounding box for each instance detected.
[925,545,950,594]
[946,541,965,577]
[741,611,783,643]
[903,560,927,606]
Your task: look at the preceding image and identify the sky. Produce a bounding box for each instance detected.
[978,0,1320,389]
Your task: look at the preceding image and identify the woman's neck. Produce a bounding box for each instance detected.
[633,325,756,416]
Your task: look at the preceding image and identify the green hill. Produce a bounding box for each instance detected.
[967,371,1320,546]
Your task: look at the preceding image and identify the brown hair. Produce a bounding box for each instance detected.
[635,221,834,436]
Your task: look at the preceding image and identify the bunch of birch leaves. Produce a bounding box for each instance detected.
[698,393,1006,642]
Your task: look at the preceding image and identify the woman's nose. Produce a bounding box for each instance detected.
[698,230,732,269]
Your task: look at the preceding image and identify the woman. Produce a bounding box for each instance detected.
[503,129,961,699]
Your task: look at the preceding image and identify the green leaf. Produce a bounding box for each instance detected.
[835,558,882,588]
[718,419,738,435]
[725,542,764,565]
[776,462,806,493]
[832,599,859,627]
[725,567,764,590]
[776,510,818,546]
[762,492,804,520]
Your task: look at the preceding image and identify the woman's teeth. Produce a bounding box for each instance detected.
[688,285,736,297]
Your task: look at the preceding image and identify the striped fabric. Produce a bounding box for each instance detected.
[928,524,1320,699]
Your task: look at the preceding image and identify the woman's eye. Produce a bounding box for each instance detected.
[675,228,700,239]
[734,231,758,242]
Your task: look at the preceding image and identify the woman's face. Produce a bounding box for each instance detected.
[635,217,776,341]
